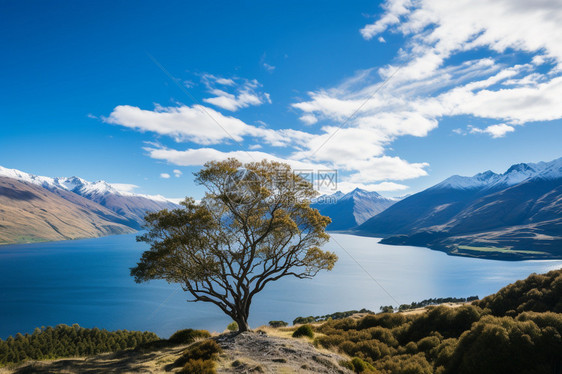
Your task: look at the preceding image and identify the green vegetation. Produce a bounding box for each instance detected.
[0,324,159,366]
[268,320,289,328]
[292,324,314,338]
[168,329,211,345]
[475,270,562,315]
[313,269,562,374]
[457,245,547,255]
[175,340,222,374]
[293,308,374,325]
[397,296,479,312]
[227,322,238,332]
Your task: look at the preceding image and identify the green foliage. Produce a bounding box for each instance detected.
[293,308,374,325]
[227,322,238,332]
[349,357,377,373]
[131,159,337,332]
[174,340,222,368]
[398,296,479,312]
[179,358,216,374]
[379,306,394,313]
[292,324,314,338]
[268,320,288,328]
[313,270,562,374]
[168,329,211,345]
[475,269,562,316]
[0,324,159,366]
[445,314,562,374]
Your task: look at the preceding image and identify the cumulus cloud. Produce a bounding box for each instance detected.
[104,103,310,147]
[160,173,171,179]
[470,124,515,138]
[173,169,182,177]
[299,114,318,125]
[144,146,324,172]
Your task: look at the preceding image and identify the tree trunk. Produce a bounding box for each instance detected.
[235,316,250,332]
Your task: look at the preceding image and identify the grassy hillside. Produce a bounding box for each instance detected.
[314,268,562,373]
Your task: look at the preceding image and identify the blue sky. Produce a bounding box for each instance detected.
[2,0,562,200]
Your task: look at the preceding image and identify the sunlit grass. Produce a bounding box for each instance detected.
[457,245,547,255]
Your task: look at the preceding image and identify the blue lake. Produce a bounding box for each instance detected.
[1,233,561,340]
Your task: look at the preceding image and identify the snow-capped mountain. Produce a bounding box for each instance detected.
[433,158,562,190]
[0,166,179,230]
[311,188,397,230]
[355,157,562,259]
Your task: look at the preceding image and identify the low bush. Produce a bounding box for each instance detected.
[168,329,211,345]
[292,324,314,338]
[179,358,216,374]
[174,340,222,368]
[227,322,238,332]
[341,357,377,373]
[268,320,288,328]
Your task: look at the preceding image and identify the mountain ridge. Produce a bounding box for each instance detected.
[0,166,179,245]
[355,157,562,259]
[311,188,397,230]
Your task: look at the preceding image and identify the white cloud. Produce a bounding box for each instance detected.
[173,169,182,177]
[299,114,318,125]
[201,75,271,111]
[263,62,276,72]
[104,104,308,147]
[346,156,429,183]
[336,181,409,193]
[160,173,171,179]
[144,145,427,193]
[214,77,235,86]
[289,0,562,183]
[144,146,325,172]
[109,183,138,193]
[470,123,515,138]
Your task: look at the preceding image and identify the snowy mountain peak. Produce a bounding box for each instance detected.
[434,157,562,191]
[0,165,175,204]
[350,187,381,198]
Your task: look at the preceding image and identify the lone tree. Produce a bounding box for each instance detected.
[131,158,337,332]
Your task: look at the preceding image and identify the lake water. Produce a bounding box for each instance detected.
[1,233,561,340]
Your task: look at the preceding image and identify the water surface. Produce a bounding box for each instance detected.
[1,233,560,339]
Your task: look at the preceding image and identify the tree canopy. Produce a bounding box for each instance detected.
[131,158,337,331]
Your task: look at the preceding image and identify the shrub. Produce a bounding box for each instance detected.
[179,358,216,374]
[268,320,288,328]
[168,329,211,345]
[227,322,238,332]
[174,340,222,367]
[292,324,314,338]
[350,357,376,373]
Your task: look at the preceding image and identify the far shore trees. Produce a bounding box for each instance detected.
[131,158,337,332]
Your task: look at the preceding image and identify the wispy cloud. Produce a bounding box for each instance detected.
[201,74,271,111]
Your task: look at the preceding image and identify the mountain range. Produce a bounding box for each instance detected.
[311,188,398,230]
[0,166,178,245]
[354,157,562,259]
